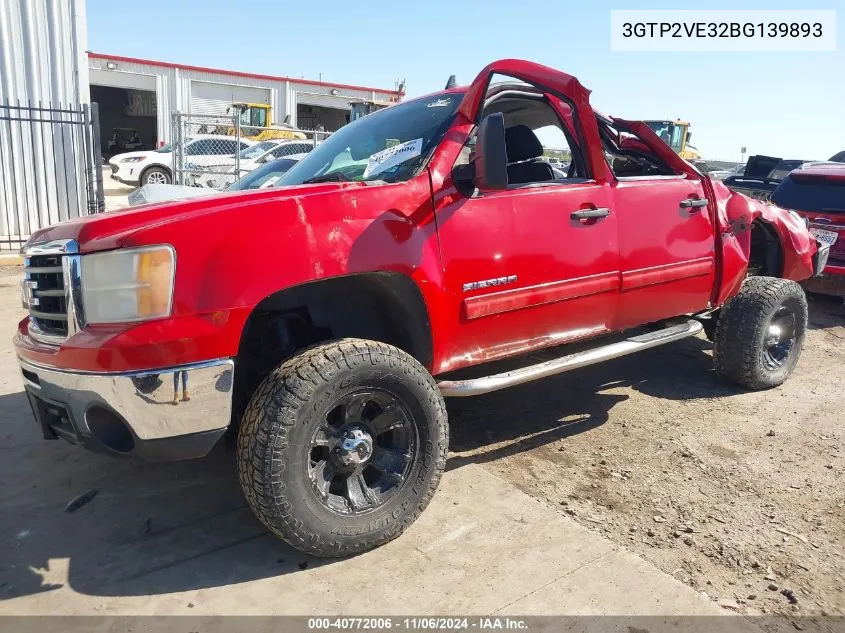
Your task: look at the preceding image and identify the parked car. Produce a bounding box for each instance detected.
[127,154,308,206]
[16,59,826,559]
[770,162,845,295]
[108,135,255,187]
[189,140,315,189]
[708,163,746,181]
[723,155,810,201]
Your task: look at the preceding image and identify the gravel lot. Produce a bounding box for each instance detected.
[449,292,844,616]
[1,263,842,615]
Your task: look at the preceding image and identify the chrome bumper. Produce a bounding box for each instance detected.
[813,240,831,277]
[17,358,234,460]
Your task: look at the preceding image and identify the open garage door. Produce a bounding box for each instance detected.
[90,69,159,159]
[295,93,352,132]
[191,82,271,116]
[90,69,158,158]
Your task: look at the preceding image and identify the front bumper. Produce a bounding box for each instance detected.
[109,162,141,186]
[18,357,234,461]
[813,240,831,277]
[801,241,844,297]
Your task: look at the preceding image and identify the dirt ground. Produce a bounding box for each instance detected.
[449,293,844,616]
[2,263,843,615]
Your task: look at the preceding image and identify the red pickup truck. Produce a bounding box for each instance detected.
[15,60,828,557]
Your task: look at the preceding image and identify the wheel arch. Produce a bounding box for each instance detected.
[232,271,434,420]
[748,219,784,277]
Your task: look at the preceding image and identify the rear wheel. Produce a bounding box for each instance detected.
[237,339,448,557]
[713,277,807,390]
[141,166,171,186]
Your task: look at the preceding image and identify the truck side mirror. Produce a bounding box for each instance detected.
[473,113,508,190]
[686,131,692,144]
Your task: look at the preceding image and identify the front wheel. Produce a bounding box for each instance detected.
[141,166,171,186]
[713,277,808,390]
[237,339,448,557]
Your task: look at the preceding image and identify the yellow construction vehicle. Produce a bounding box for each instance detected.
[644,119,701,160]
[227,103,307,141]
[349,98,396,122]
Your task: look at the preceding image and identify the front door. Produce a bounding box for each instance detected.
[432,68,620,373]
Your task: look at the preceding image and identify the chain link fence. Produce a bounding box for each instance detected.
[170,112,330,190]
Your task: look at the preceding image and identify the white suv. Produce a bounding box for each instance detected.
[190,140,316,189]
[109,135,254,186]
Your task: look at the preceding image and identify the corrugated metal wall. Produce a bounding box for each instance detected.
[0,0,90,248]
[88,56,176,144]
[0,0,88,106]
[87,54,400,141]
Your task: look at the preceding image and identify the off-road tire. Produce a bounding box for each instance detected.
[713,276,808,390]
[140,166,171,186]
[237,338,448,557]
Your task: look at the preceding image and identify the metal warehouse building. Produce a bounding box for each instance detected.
[1,0,404,249]
[87,53,404,154]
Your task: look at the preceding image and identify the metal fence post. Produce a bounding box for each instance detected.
[235,112,241,183]
[81,104,97,215]
[171,111,178,185]
[90,102,105,213]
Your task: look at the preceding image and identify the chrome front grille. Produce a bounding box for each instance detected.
[21,239,82,345]
[23,253,69,339]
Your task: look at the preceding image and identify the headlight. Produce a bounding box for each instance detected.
[81,245,175,324]
[121,156,144,163]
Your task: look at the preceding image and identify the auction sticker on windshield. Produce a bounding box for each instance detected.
[363,138,423,178]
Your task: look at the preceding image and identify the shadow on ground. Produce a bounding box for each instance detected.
[0,388,333,600]
[807,292,845,332]
[3,310,830,601]
[446,335,743,469]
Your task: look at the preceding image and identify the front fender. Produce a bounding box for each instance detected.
[714,183,817,306]
[125,174,446,366]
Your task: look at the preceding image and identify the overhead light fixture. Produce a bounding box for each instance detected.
[106,61,118,70]
[330,88,339,96]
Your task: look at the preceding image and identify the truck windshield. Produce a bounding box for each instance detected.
[771,176,845,213]
[278,93,462,186]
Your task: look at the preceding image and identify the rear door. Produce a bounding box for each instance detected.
[600,119,716,329]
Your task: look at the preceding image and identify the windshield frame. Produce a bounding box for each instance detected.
[277,93,462,187]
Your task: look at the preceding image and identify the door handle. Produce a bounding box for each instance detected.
[570,207,611,220]
[680,198,708,211]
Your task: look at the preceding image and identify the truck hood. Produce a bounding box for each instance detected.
[24,182,365,253]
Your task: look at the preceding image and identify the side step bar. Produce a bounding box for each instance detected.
[438,319,703,397]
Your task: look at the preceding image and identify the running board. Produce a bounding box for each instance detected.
[437,319,703,397]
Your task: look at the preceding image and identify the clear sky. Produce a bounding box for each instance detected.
[86,0,843,161]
